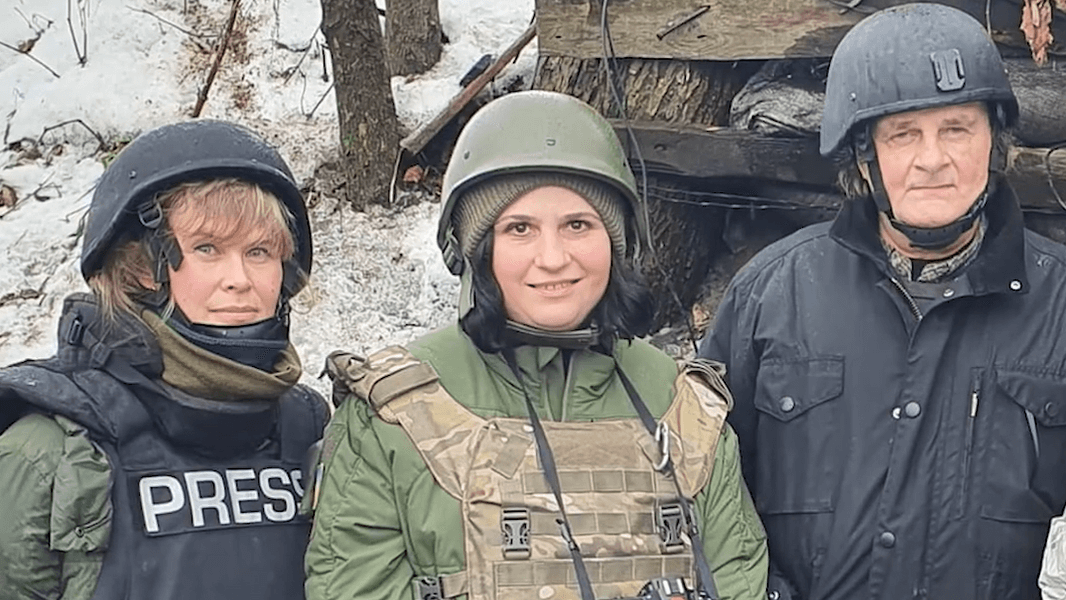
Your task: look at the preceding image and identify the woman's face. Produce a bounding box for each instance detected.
[167,204,284,326]
[491,186,611,331]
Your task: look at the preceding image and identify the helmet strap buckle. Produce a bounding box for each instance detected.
[137,201,164,229]
[441,228,463,276]
[854,132,894,217]
[137,200,182,284]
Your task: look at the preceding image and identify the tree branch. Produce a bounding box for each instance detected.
[36,118,106,152]
[192,0,241,117]
[67,0,87,65]
[399,21,536,155]
[128,6,215,40]
[0,40,60,78]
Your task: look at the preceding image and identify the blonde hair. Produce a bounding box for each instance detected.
[88,178,296,324]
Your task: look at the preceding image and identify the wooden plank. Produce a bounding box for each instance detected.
[614,121,835,184]
[399,23,536,155]
[537,0,1066,60]
[614,121,1066,213]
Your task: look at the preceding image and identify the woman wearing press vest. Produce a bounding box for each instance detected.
[305,91,768,600]
[0,120,328,600]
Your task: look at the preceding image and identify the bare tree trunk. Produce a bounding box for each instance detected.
[321,0,400,209]
[385,0,442,75]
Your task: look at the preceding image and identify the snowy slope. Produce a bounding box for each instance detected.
[0,0,536,396]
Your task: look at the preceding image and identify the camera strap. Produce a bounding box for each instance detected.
[503,350,597,600]
[614,363,720,600]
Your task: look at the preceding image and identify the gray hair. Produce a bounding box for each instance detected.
[831,105,1015,200]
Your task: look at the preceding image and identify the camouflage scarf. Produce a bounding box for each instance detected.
[883,215,987,283]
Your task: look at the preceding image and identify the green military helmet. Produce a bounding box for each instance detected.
[437,90,645,276]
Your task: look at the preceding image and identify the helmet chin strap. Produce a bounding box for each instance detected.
[856,137,992,252]
[164,307,290,372]
[137,242,292,372]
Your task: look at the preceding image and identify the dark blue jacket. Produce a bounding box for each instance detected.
[701,184,1066,600]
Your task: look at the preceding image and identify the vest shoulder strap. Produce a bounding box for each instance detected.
[325,347,438,422]
[278,384,329,464]
[324,346,483,499]
[662,358,733,498]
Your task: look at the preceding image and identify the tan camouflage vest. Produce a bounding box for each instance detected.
[330,346,731,600]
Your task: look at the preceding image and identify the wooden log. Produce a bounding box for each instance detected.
[1007,146,1066,210]
[614,121,1066,214]
[727,57,1066,143]
[535,57,758,126]
[1008,58,1066,145]
[613,121,836,184]
[535,0,1066,61]
[638,176,724,327]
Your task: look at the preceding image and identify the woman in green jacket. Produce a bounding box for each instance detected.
[305,91,768,600]
[0,120,327,600]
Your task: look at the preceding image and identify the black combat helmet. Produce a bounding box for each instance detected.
[82,120,312,298]
[820,2,1018,158]
[820,3,1018,249]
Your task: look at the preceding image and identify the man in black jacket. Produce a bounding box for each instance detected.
[700,4,1066,600]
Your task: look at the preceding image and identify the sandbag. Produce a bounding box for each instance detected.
[729,59,825,137]
[730,57,1066,146]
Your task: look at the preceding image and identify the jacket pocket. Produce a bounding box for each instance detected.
[48,415,113,553]
[979,368,1066,524]
[752,356,845,515]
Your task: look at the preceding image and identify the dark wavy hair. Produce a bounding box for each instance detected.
[460,232,657,354]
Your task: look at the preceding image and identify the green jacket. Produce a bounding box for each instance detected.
[305,325,769,600]
[0,413,109,600]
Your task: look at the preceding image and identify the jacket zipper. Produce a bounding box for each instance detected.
[889,277,923,321]
[560,352,576,421]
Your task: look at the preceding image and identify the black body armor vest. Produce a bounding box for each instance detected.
[94,388,319,599]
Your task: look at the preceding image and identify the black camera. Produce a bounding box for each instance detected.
[615,576,698,600]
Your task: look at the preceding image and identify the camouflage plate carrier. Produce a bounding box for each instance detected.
[327,347,732,600]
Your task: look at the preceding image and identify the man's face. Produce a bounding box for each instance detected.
[872,102,993,228]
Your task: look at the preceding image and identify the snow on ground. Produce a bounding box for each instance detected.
[0,0,536,397]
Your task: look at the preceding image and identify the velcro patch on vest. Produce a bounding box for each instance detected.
[130,464,306,537]
[328,346,441,418]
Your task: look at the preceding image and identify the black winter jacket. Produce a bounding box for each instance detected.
[701,185,1066,600]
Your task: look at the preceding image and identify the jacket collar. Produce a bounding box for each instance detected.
[482,343,617,393]
[829,179,1029,296]
[56,293,164,379]
[52,293,280,457]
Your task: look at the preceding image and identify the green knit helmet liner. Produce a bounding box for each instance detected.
[452,172,628,262]
[438,90,644,276]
